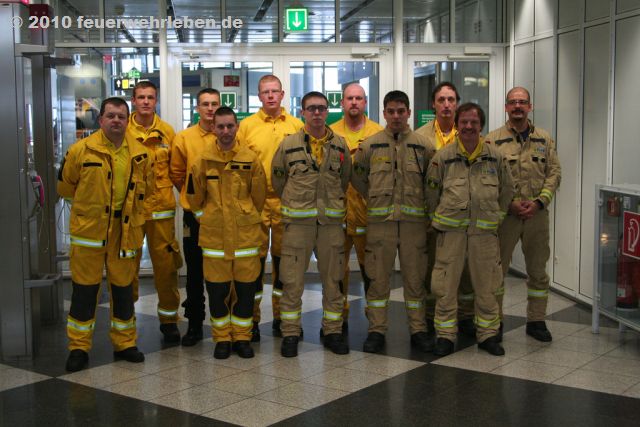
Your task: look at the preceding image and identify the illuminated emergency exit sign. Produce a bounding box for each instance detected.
[285,8,308,32]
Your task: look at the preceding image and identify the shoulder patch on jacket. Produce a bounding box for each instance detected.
[494,138,512,146]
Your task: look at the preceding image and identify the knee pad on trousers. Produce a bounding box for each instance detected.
[360,263,371,294]
[206,281,231,316]
[233,281,257,318]
[110,284,134,320]
[69,282,100,321]
[272,255,283,290]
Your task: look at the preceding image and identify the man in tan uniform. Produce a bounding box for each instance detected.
[352,90,436,354]
[186,107,266,359]
[329,83,383,332]
[485,87,561,342]
[415,82,475,338]
[127,81,182,343]
[170,88,221,346]
[272,91,351,357]
[426,103,514,357]
[237,75,304,341]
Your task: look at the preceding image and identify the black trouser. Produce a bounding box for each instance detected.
[182,210,204,322]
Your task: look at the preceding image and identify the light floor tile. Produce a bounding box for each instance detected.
[251,357,333,381]
[605,341,640,361]
[203,397,303,427]
[503,301,528,317]
[552,334,622,355]
[499,340,545,359]
[490,359,574,384]
[521,347,599,368]
[208,371,291,397]
[150,383,247,414]
[581,355,640,378]
[59,364,146,388]
[113,351,190,374]
[154,360,243,385]
[544,320,590,337]
[103,374,193,400]
[202,348,285,371]
[573,326,639,344]
[623,382,640,399]
[553,369,640,395]
[389,287,403,302]
[296,349,371,367]
[0,367,49,392]
[256,381,349,410]
[302,367,389,392]
[546,294,579,314]
[0,364,12,371]
[158,341,217,361]
[502,327,552,348]
[432,350,514,373]
[343,354,424,377]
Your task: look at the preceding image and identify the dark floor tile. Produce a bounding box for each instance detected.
[548,302,619,328]
[0,379,232,427]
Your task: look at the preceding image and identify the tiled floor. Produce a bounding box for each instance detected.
[1,272,640,426]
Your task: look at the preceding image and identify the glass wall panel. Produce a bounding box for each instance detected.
[104,0,159,43]
[226,0,278,42]
[586,0,609,21]
[533,37,554,131]
[167,0,222,43]
[455,0,501,43]
[514,0,535,40]
[535,0,555,34]
[340,0,392,43]
[52,0,101,43]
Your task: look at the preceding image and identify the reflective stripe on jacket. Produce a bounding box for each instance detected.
[351,127,436,223]
[271,128,351,225]
[484,121,561,208]
[57,130,154,253]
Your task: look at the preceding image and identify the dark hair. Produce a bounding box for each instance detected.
[301,91,328,109]
[100,97,129,116]
[455,103,486,128]
[132,80,157,98]
[383,90,410,109]
[197,88,220,105]
[214,106,237,122]
[432,82,460,104]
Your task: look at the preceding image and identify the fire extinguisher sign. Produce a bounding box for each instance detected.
[622,211,640,259]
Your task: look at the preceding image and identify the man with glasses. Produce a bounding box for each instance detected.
[415,82,476,341]
[352,90,436,354]
[271,91,351,357]
[329,83,383,334]
[237,75,304,341]
[485,87,561,342]
[127,81,182,344]
[170,88,221,346]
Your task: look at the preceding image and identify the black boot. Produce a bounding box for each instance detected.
[181,321,203,346]
[214,341,231,359]
[363,332,385,353]
[251,321,261,342]
[526,321,552,342]
[65,349,88,372]
[160,323,181,343]
[411,331,435,353]
[434,338,454,356]
[478,336,505,356]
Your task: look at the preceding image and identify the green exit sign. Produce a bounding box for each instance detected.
[286,8,308,32]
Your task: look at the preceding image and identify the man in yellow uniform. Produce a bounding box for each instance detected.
[187,107,267,359]
[127,81,181,343]
[484,87,561,342]
[415,82,476,339]
[237,75,304,341]
[272,91,351,357]
[426,103,514,357]
[329,83,383,332]
[352,91,436,354]
[59,97,153,372]
[170,88,221,346]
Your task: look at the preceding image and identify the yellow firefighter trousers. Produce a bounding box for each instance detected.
[432,231,502,343]
[279,223,345,337]
[67,220,138,352]
[425,229,476,320]
[132,217,181,323]
[204,256,260,342]
[253,195,284,323]
[499,209,551,322]
[364,221,428,335]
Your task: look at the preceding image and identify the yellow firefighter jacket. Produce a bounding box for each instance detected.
[415,119,457,151]
[170,123,216,211]
[351,127,436,223]
[271,127,351,225]
[426,138,514,234]
[237,107,304,195]
[484,121,561,209]
[330,117,384,235]
[57,130,154,255]
[127,112,176,220]
[186,139,266,261]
